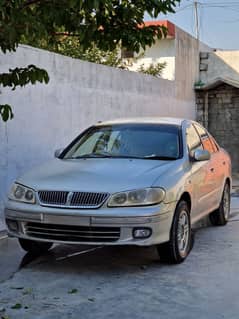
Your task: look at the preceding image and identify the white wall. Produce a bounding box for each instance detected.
[126,25,212,87]
[200,50,239,84]
[0,45,195,212]
[127,38,176,80]
[174,26,212,101]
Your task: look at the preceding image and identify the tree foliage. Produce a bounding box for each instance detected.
[0,65,49,89]
[0,0,180,122]
[137,61,167,77]
[28,36,126,68]
[29,36,166,75]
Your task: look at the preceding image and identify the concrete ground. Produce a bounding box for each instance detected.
[0,196,239,319]
[0,217,5,233]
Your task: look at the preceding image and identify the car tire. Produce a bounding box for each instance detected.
[209,182,230,226]
[18,238,53,254]
[157,201,192,264]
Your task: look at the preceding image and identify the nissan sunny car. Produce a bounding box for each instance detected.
[4,118,231,263]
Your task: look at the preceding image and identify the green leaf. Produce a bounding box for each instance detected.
[0,65,49,90]
[68,288,78,294]
[11,303,22,310]
[22,288,33,295]
[0,104,14,122]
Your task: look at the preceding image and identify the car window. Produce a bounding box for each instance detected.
[186,124,203,153]
[194,123,216,154]
[76,131,104,155]
[209,136,219,153]
[63,124,181,160]
[193,123,207,139]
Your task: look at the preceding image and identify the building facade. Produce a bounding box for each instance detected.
[196,51,239,173]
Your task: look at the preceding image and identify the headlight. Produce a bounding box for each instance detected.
[108,188,165,207]
[9,183,36,204]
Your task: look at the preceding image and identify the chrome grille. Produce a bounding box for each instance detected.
[38,191,68,206]
[38,191,109,208]
[25,222,120,243]
[70,192,107,206]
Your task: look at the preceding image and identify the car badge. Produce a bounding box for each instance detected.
[66,191,74,206]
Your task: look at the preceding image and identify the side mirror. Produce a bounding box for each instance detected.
[54,148,64,158]
[193,149,210,161]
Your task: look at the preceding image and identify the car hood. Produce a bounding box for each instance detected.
[17,158,177,193]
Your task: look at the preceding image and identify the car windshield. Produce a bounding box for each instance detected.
[63,124,181,160]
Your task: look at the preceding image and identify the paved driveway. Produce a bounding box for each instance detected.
[1,206,239,319]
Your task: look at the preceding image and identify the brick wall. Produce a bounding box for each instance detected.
[196,84,239,172]
[196,93,205,125]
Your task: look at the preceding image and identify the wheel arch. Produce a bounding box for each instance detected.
[222,177,231,197]
[225,177,231,188]
[178,192,192,213]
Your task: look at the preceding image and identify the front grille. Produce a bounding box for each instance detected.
[25,222,120,243]
[38,191,68,206]
[38,191,109,208]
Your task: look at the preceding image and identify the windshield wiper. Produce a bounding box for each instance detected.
[108,155,143,159]
[68,153,111,159]
[67,153,177,160]
[143,155,177,160]
[67,153,143,159]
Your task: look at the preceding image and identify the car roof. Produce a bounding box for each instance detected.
[95,117,185,127]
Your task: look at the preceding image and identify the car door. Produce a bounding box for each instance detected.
[186,124,209,221]
[194,123,221,211]
[208,135,227,205]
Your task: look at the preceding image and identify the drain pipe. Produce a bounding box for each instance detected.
[204,91,209,129]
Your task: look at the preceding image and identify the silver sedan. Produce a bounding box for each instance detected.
[4,118,231,263]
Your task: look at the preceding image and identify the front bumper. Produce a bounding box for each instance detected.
[4,201,176,246]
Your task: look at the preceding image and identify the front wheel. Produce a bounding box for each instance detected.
[209,183,230,226]
[157,201,192,264]
[18,238,53,254]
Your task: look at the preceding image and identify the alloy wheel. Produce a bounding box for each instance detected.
[223,185,230,221]
[177,210,190,257]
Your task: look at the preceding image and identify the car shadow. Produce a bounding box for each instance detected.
[17,218,213,273]
[19,243,163,274]
[18,213,238,273]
